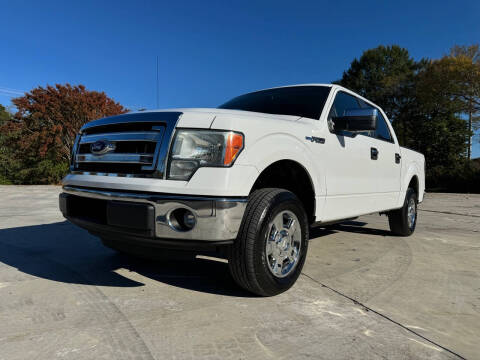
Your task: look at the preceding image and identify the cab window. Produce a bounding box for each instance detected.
[328,92,361,119]
[358,99,393,142]
[375,112,393,142]
[327,92,361,134]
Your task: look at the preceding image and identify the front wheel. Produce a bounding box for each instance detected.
[388,188,418,236]
[228,188,309,296]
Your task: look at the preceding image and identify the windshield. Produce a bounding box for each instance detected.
[218,86,331,119]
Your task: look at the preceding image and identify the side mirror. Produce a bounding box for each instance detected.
[333,108,377,132]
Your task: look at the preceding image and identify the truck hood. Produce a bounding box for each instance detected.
[144,108,302,128]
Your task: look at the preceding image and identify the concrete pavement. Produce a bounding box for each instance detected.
[0,186,478,359]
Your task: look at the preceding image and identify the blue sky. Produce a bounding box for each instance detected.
[1,0,479,157]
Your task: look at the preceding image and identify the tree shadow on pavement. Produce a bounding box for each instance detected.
[0,221,251,297]
[309,220,391,238]
[330,220,391,237]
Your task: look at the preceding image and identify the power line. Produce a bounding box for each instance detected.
[0,86,24,93]
[0,86,25,97]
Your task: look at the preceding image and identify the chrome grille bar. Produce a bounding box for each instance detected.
[76,153,154,164]
[79,132,161,144]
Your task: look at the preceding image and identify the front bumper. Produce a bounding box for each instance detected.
[60,186,247,247]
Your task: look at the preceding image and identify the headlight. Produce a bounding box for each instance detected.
[167,129,244,180]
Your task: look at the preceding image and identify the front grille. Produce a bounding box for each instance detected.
[73,122,165,175]
[72,112,182,177]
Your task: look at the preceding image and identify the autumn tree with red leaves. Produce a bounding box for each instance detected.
[0,84,127,184]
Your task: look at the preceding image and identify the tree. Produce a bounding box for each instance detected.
[0,84,127,184]
[0,104,11,126]
[413,45,480,160]
[401,63,469,178]
[0,104,13,184]
[445,45,480,159]
[335,45,424,144]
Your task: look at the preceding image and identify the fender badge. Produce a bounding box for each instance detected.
[305,136,325,144]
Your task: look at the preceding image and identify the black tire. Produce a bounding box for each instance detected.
[228,188,309,296]
[388,188,418,236]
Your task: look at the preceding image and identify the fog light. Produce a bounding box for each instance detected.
[168,208,196,232]
[183,211,196,228]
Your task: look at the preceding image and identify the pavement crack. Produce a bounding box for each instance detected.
[301,272,466,360]
[419,209,480,218]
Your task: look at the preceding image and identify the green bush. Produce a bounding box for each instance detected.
[7,159,70,185]
[0,174,12,185]
[426,161,480,193]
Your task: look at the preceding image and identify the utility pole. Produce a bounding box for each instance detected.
[468,99,472,160]
[156,56,159,108]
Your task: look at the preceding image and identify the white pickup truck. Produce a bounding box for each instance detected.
[60,84,425,296]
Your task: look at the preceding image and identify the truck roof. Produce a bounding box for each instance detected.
[255,83,334,92]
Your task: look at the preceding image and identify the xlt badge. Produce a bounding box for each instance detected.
[305,136,325,144]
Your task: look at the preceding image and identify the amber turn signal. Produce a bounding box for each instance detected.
[224,132,244,165]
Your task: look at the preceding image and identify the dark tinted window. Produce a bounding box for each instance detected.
[218,86,331,119]
[328,91,365,135]
[358,100,393,142]
[358,99,370,108]
[328,91,361,119]
[375,112,392,142]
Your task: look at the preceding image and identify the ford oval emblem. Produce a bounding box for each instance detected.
[90,140,116,155]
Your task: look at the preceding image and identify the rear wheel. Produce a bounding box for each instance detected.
[388,188,417,236]
[228,188,309,296]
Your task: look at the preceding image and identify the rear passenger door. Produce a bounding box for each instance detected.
[358,100,401,211]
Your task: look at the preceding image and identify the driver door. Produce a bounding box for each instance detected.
[321,90,378,221]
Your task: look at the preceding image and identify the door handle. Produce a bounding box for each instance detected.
[395,153,401,164]
[371,147,378,160]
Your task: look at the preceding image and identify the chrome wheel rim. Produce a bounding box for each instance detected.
[265,210,302,278]
[407,198,416,229]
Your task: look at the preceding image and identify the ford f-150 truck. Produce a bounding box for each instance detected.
[60,84,425,296]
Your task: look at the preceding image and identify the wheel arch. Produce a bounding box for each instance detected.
[397,162,421,208]
[408,175,419,197]
[249,159,317,223]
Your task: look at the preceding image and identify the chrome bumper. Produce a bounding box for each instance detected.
[61,186,247,242]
